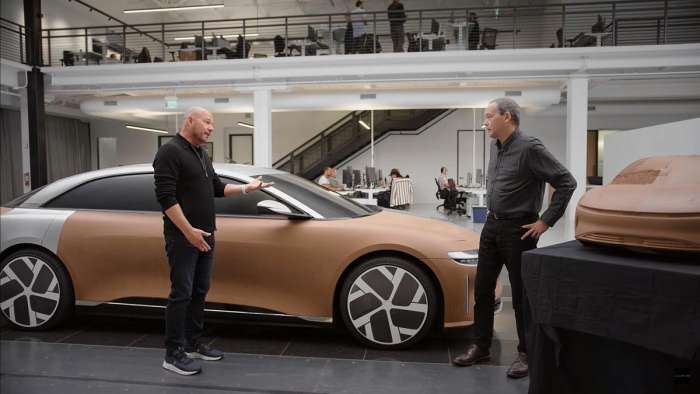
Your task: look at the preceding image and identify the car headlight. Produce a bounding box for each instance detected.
[448,250,479,266]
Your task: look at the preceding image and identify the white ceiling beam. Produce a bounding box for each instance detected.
[43,44,700,93]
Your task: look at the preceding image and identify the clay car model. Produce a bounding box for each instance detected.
[576,155,700,253]
[1,164,492,349]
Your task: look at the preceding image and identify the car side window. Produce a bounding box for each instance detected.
[44,174,161,212]
[215,178,302,216]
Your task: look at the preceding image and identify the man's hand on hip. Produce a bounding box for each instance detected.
[521,219,549,240]
[186,228,212,252]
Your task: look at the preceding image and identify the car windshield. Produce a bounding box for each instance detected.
[257,173,376,219]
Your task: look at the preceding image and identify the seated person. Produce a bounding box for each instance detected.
[318,167,343,191]
[438,166,449,190]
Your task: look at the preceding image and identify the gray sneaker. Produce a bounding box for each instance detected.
[163,348,202,376]
[185,343,224,361]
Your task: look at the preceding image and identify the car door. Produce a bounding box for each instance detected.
[208,177,331,317]
[45,173,169,303]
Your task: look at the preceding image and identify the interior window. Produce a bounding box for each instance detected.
[44,173,160,211]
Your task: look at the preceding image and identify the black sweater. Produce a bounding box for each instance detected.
[153,133,225,236]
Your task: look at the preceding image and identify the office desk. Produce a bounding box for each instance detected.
[337,187,388,206]
[590,32,611,46]
[522,241,700,394]
[457,187,487,206]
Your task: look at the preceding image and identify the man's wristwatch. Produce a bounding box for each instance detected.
[241,184,247,194]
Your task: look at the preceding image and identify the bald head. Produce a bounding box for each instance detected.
[180,106,214,146]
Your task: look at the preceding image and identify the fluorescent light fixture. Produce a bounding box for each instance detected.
[124,4,224,14]
[174,37,195,41]
[224,33,259,38]
[358,119,371,130]
[237,121,254,129]
[126,125,169,134]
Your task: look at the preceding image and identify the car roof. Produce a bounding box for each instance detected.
[22,163,287,207]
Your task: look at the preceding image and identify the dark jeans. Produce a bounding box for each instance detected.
[164,233,215,353]
[390,25,405,52]
[473,216,538,353]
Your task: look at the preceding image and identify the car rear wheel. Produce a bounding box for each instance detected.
[339,256,437,349]
[0,249,73,330]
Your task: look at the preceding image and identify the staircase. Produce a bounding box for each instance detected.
[274,109,449,180]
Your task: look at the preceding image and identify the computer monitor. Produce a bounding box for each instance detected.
[476,169,483,185]
[352,170,362,188]
[365,166,377,185]
[377,168,383,182]
[431,19,440,34]
[307,26,318,42]
[342,168,353,187]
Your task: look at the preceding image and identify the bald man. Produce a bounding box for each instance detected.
[154,107,271,375]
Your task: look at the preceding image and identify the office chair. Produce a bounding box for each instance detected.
[390,178,413,210]
[480,27,498,50]
[305,26,330,56]
[435,178,449,212]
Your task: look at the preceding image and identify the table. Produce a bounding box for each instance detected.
[337,187,388,206]
[457,186,487,206]
[590,32,611,46]
[522,241,700,394]
[445,21,473,49]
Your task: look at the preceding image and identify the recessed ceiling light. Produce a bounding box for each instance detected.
[126,125,168,134]
[124,4,224,14]
[237,121,255,129]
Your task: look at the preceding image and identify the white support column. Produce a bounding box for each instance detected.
[253,89,272,167]
[19,89,31,193]
[565,76,589,240]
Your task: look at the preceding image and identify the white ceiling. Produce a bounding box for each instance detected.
[2,0,579,28]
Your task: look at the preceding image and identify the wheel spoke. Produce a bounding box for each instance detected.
[350,305,383,328]
[364,322,375,341]
[0,293,24,310]
[2,266,25,290]
[29,290,60,302]
[377,266,394,281]
[385,310,402,344]
[411,286,425,304]
[354,278,386,302]
[398,327,419,336]
[388,268,407,302]
[28,260,46,289]
[391,302,428,313]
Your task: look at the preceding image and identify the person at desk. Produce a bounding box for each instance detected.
[452,97,576,379]
[438,166,449,190]
[318,167,343,191]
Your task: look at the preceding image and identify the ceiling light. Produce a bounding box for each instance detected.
[237,121,254,129]
[124,4,224,14]
[126,125,169,134]
[174,37,195,41]
[223,34,259,38]
[358,120,371,130]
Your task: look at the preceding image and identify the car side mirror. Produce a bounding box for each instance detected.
[256,200,311,219]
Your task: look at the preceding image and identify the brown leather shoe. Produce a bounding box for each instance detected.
[506,352,528,379]
[452,344,490,367]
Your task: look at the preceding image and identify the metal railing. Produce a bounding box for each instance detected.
[0,0,698,67]
[275,109,447,179]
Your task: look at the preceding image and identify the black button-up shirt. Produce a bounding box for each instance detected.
[487,129,577,227]
[153,133,226,236]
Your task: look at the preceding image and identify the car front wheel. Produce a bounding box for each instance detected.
[0,249,73,330]
[339,256,437,349]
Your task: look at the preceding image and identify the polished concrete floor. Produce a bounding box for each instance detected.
[1,204,531,393]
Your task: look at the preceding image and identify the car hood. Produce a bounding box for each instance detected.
[579,185,700,214]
